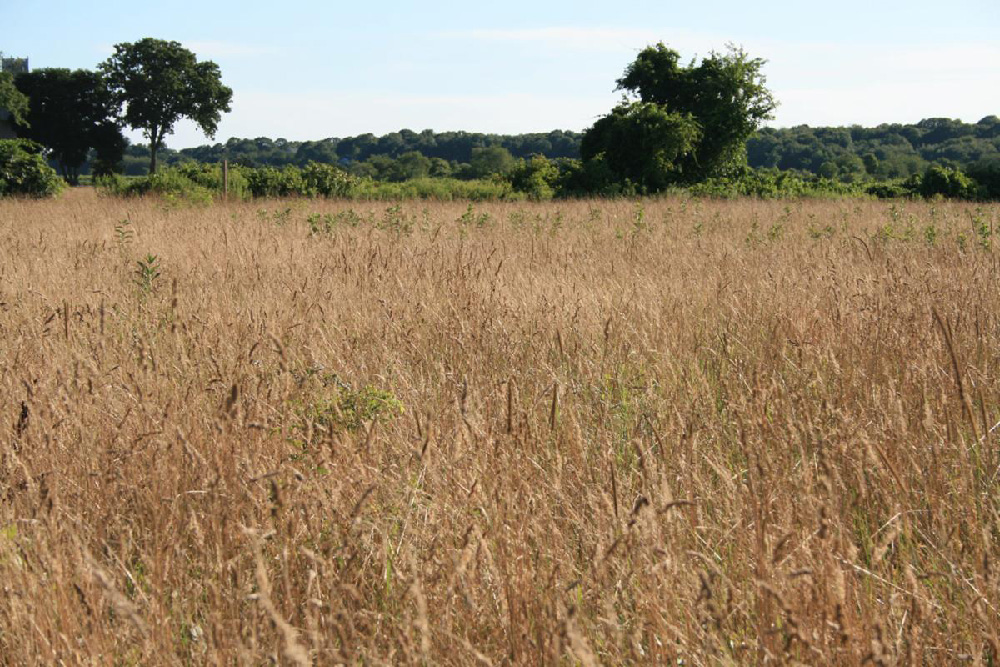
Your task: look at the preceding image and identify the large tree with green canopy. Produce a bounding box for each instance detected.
[14,69,125,184]
[582,43,777,191]
[100,38,232,174]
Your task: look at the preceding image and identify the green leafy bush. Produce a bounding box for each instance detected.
[97,162,250,204]
[101,162,365,201]
[688,167,866,199]
[917,165,976,199]
[967,160,1000,200]
[174,162,249,199]
[97,167,214,204]
[244,165,306,198]
[556,157,641,197]
[865,181,913,199]
[353,176,515,201]
[509,155,560,200]
[301,162,362,197]
[0,139,65,198]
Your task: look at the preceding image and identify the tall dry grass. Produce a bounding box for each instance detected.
[0,189,998,664]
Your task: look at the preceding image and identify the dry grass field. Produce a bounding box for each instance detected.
[1,189,999,665]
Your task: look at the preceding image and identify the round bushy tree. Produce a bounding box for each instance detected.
[582,43,777,191]
[919,165,975,199]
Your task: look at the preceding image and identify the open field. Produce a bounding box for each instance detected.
[1,190,999,664]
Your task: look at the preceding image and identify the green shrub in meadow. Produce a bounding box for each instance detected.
[0,139,65,198]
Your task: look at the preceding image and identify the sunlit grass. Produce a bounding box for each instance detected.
[1,190,998,663]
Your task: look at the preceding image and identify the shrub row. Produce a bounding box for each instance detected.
[96,162,524,202]
[11,146,994,202]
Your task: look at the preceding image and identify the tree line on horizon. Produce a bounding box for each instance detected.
[3,38,998,199]
[117,117,997,182]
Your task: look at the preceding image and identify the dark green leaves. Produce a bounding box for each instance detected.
[581,102,701,192]
[100,39,233,173]
[0,72,30,127]
[583,42,777,191]
[13,68,123,184]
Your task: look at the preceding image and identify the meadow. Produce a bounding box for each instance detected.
[0,190,998,664]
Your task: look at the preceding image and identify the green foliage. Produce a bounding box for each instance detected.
[114,217,134,250]
[133,254,161,296]
[94,172,130,196]
[469,146,516,178]
[687,167,865,199]
[98,162,519,202]
[0,524,16,541]
[232,162,362,198]
[378,204,413,234]
[300,162,360,197]
[457,203,492,228]
[747,116,1000,179]
[968,159,1000,199]
[349,176,514,201]
[104,162,251,202]
[89,122,127,177]
[393,151,432,180]
[971,207,992,250]
[13,69,124,185]
[100,117,1000,201]
[177,162,249,198]
[557,157,640,197]
[917,165,976,199]
[865,181,913,199]
[244,165,307,198]
[598,42,776,185]
[0,139,65,197]
[146,129,581,174]
[98,160,991,203]
[258,206,293,226]
[0,72,29,127]
[508,155,560,199]
[100,39,232,174]
[98,167,215,204]
[296,383,404,434]
[581,101,702,192]
[307,211,350,235]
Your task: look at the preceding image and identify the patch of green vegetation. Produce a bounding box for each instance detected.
[0,139,65,198]
[133,254,161,297]
[294,381,404,434]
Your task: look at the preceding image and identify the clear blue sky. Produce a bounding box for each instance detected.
[3,0,998,148]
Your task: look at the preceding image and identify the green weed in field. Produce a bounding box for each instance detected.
[133,254,161,297]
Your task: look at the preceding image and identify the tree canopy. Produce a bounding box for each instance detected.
[13,69,124,184]
[582,43,777,191]
[747,116,1000,181]
[0,72,30,127]
[100,38,232,173]
[581,102,701,191]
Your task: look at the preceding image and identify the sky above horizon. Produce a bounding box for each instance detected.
[3,0,998,149]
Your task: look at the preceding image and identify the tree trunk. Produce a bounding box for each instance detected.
[58,163,80,187]
[149,126,159,174]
